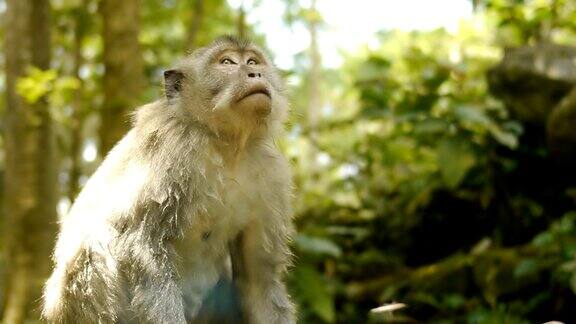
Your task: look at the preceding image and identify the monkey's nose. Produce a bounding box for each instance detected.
[248,72,261,78]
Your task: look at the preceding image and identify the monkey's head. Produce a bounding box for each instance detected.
[164,36,288,137]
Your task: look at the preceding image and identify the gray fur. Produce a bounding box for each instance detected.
[42,37,296,324]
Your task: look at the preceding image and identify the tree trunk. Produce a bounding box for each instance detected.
[2,0,57,322]
[69,1,88,200]
[186,0,205,51]
[307,0,322,175]
[99,0,144,155]
[237,5,247,39]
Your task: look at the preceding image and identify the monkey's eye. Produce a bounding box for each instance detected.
[220,58,236,65]
[247,58,258,65]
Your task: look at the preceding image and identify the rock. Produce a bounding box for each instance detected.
[489,43,576,164]
[547,87,576,164]
[488,43,576,124]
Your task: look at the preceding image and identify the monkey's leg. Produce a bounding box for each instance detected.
[43,246,122,324]
[233,221,295,324]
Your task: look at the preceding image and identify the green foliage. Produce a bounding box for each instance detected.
[437,137,476,188]
[289,4,576,322]
[16,67,58,104]
[291,265,335,323]
[481,0,576,45]
[295,233,342,258]
[17,67,80,106]
[3,0,576,322]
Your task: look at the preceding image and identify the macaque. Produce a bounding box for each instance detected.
[42,36,296,324]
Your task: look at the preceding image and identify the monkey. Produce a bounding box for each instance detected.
[42,36,296,324]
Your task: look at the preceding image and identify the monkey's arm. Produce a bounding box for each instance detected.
[233,154,296,324]
[233,218,295,324]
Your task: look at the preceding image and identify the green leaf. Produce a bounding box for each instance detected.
[50,76,81,107]
[293,266,335,323]
[295,234,342,258]
[454,105,491,126]
[454,106,520,148]
[444,294,466,310]
[16,67,58,104]
[437,137,476,188]
[513,259,539,278]
[413,119,449,135]
[487,123,518,149]
[570,270,576,295]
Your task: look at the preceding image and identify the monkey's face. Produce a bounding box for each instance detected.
[209,49,273,117]
[165,37,287,135]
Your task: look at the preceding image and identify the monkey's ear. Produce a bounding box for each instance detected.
[164,69,185,100]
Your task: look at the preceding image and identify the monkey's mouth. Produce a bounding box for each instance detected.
[239,87,271,101]
[233,84,272,116]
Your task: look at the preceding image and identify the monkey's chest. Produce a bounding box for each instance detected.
[175,164,266,259]
[209,172,263,239]
[172,166,264,313]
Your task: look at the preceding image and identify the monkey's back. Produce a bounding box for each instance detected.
[43,131,152,323]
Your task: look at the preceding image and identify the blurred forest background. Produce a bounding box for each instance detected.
[1,0,576,323]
